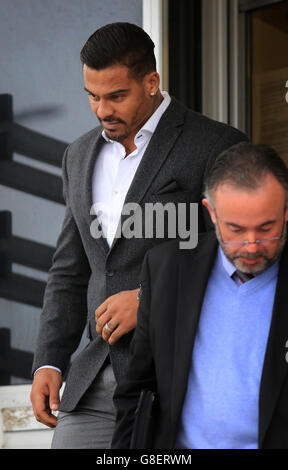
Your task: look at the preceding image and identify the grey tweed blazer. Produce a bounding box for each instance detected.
[32,97,247,411]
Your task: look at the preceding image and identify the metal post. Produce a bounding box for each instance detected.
[0,211,12,278]
[0,328,11,385]
[0,94,13,161]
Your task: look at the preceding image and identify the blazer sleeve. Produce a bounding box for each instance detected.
[31,145,91,376]
[111,250,157,449]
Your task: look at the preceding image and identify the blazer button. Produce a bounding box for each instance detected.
[105,270,115,277]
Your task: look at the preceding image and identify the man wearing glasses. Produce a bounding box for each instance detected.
[112,141,288,449]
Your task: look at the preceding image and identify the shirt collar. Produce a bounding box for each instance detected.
[219,246,237,278]
[137,91,171,136]
[101,91,171,144]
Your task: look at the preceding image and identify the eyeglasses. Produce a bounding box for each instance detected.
[214,208,287,248]
[221,236,281,247]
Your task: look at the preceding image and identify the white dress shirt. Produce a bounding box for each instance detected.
[35,91,171,376]
[92,91,171,246]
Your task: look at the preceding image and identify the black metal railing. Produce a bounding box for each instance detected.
[0,94,67,203]
[0,93,68,383]
[0,328,33,384]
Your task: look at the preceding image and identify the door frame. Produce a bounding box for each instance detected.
[142,0,169,91]
[202,0,283,132]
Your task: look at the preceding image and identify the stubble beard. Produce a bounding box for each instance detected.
[215,223,287,275]
[101,118,129,143]
[103,129,129,142]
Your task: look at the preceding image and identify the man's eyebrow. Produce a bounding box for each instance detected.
[84,87,130,96]
[108,89,130,96]
[225,220,277,229]
[257,220,277,227]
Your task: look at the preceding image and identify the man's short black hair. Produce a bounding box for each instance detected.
[204,142,288,204]
[80,22,156,81]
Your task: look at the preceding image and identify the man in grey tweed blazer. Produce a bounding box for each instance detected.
[30,22,247,448]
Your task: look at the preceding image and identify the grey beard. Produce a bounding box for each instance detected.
[214,222,287,275]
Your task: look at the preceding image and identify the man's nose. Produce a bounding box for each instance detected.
[96,100,113,120]
[245,234,259,252]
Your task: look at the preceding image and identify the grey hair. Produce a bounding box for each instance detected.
[204,142,288,207]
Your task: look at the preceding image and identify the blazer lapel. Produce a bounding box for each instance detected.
[258,240,288,447]
[84,129,110,255]
[170,232,218,443]
[109,98,186,251]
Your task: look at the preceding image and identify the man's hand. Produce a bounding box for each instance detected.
[95,289,139,345]
[30,368,62,428]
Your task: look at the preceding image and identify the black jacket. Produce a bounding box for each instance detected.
[112,231,288,449]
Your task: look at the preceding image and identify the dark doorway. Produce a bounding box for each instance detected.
[169,0,202,112]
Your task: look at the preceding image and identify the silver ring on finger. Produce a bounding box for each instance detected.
[104,322,114,333]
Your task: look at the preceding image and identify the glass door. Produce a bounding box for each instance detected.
[244,0,288,164]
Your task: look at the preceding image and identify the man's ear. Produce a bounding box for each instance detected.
[144,71,160,96]
[202,198,216,225]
